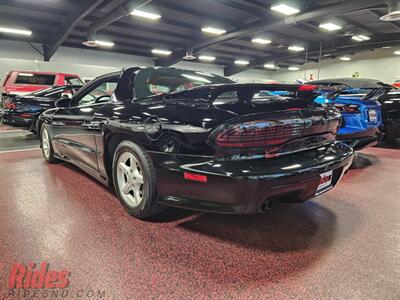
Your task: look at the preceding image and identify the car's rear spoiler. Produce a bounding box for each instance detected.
[168,83,323,102]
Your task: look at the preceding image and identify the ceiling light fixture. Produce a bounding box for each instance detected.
[271,3,300,16]
[0,26,32,36]
[234,60,250,66]
[251,38,272,45]
[82,40,114,47]
[319,22,342,31]
[199,55,216,62]
[264,63,277,69]
[130,9,161,20]
[151,49,172,56]
[352,34,370,42]
[183,49,196,60]
[288,45,305,52]
[288,66,300,71]
[201,27,226,35]
[339,56,351,61]
[394,50,400,55]
[380,1,400,21]
[94,40,114,47]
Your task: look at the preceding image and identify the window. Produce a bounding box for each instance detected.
[15,73,55,85]
[77,77,119,107]
[65,76,83,86]
[134,68,234,99]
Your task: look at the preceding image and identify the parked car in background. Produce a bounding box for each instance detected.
[1,70,82,95]
[378,88,400,141]
[38,67,353,219]
[307,78,390,150]
[392,80,400,88]
[1,85,82,133]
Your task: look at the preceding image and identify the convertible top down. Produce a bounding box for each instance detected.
[38,67,354,218]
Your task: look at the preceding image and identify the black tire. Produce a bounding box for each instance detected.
[40,125,59,163]
[112,140,164,219]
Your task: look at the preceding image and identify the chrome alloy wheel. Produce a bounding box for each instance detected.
[42,128,50,159]
[116,152,145,208]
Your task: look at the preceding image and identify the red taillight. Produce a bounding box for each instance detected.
[19,113,32,118]
[214,121,301,148]
[3,100,16,110]
[184,172,208,183]
[298,84,317,91]
[333,104,360,113]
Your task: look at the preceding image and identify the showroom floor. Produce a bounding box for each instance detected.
[0,126,399,299]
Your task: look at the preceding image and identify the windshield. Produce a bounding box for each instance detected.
[134,68,234,99]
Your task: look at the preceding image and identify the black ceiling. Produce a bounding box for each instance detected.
[0,0,399,76]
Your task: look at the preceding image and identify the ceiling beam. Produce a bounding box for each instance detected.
[156,0,380,67]
[43,0,105,61]
[224,33,400,76]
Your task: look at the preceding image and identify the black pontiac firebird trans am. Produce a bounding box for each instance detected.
[38,67,354,219]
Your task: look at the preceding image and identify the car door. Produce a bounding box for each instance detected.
[51,73,120,172]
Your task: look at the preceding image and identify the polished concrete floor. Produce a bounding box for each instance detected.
[0,125,399,299]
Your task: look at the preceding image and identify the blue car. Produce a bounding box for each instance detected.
[307,78,390,150]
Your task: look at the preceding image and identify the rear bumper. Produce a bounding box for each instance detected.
[0,111,34,126]
[150,142,354,214]
[338,127,383,150]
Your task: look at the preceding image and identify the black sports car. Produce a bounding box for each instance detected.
[38,67,353,219]
[0,85,82,133]
[379,88,400,141]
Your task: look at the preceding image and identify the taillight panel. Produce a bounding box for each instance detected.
[333,103,360,113]
[2,98,17,110]
[208,111,340,150]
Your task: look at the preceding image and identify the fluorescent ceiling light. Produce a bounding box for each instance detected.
[288,45,305,52]
[251,38,272,45]
[234,60,250,66]
[359,35,370,40]
[264,63,276,69]
[271,3,300,15]
[352,36,363,42]
[201,27,226,35]
[339,56,351,61]
[0,26,32,36]
[130,9,161,20]
[288,66,300,71]
[382,46,392,49]
[319,22,342,31]
[151,49,172,56]
[352,35,370,42]
[198,55,216,61]
[394,50,400,55]
[94,40,114,47]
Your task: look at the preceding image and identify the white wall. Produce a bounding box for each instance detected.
[267,49,400,83]
[0,39,274,83]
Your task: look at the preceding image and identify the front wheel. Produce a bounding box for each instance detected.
[40,125,59,163]
[112,140,164,219]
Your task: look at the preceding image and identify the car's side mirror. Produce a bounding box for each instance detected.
[55,97,72,108]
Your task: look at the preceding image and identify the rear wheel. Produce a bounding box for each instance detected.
[40,125,59,163]
[112,140,163,219]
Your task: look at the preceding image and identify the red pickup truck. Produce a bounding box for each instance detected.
[1,70,82,95]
